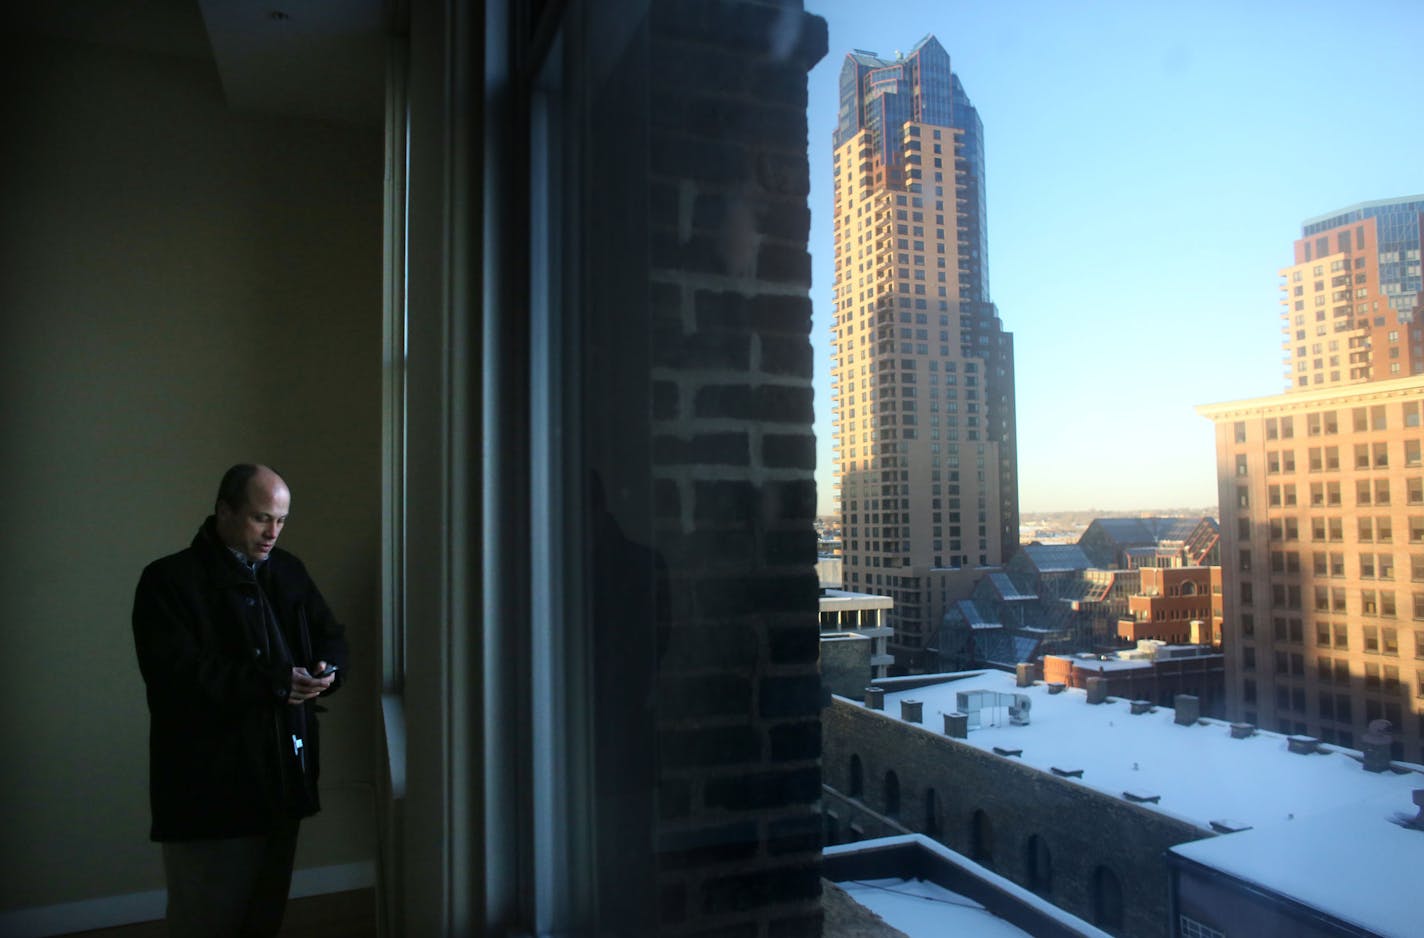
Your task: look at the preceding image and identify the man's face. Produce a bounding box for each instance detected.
[215,470,291,561]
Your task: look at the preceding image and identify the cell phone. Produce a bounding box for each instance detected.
[310,664,338,679]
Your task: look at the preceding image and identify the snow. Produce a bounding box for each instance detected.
[837,878,1033,938]
[820,589,894,609]
[826,835,1113,938]
[857,670,1423,833]
[1171,795,1424,937]
[840,673,1424,934]
[1066,658,1151,673]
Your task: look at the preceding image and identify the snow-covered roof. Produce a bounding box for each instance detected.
[838,877,1033,938]
[1063,657,1151,673]
[988,572,1036,601]
[819,588,894,611]
[1171,795,1423,937]
[825,835,1112,938]
[850,669,1423,834]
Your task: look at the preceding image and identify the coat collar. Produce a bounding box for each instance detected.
[193,516,261,588]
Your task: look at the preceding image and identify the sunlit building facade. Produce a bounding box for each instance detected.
[830,34,1017,669]
[1280,196,1424,389]
[1201,375,1424,764]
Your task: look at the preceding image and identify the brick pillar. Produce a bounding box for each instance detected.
[944,712,968,738]
[1174,694,1200,726]
[1015,662,1035,687]
[901,699,923,723]
[646,3,828,935]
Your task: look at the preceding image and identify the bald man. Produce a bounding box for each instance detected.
[133,464,348,937]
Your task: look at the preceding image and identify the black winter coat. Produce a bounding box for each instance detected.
[132,518,348,841]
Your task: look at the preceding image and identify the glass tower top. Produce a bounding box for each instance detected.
[833,34,990,302]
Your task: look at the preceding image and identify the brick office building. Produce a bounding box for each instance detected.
[1041,643,1226,719]
[1121,566,1224,645]
[1198,196,1424,770]
[1200,378,1424,763]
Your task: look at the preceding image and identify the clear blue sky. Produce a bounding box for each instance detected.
[804,0,1424,515]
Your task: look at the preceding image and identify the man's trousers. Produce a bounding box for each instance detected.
[161,817,300,938]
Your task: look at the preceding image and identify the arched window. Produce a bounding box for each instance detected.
[1025,834,1052,895]
[923,786,941,837]
[970,808,994,868]
[849,754,863,797]
[1093,865,1123,931]
[883,770,900,817]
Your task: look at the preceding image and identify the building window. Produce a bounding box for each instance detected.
[1025,834,1052,896]
[883,770,900,817]
[970,808,994,868]
[1093,866,1124,931]
[1180,916,1226,938]
[849,754,863,797]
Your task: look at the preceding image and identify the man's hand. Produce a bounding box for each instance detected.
[288,662,336,704]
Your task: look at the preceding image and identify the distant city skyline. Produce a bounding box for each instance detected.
[805,0,1424,514]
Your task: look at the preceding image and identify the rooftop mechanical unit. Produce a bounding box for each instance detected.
[956,689,1033,729]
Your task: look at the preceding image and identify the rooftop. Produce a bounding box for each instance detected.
[1019,544,1092,572]
[850,670,1423,834]
[987,572,1035,602]
[1197,371,1424,417]
[1085,516,1199,545]
[821,589,895,611]
[1171,794,1423,936]
[1300,193,1424,227]
[824,835,1109,938]
[837,877,1031,938]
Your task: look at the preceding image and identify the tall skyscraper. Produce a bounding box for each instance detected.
[1280,196,1424,389]
[1201,195,1424,766]
[830,35,1017,669]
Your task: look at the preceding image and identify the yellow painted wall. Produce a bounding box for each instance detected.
[0,33,381,913]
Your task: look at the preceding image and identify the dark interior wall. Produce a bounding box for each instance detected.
[0,32,382,914]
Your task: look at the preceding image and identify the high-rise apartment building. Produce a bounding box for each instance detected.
[829,35,1017,669]
[1280,196,1424,389]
